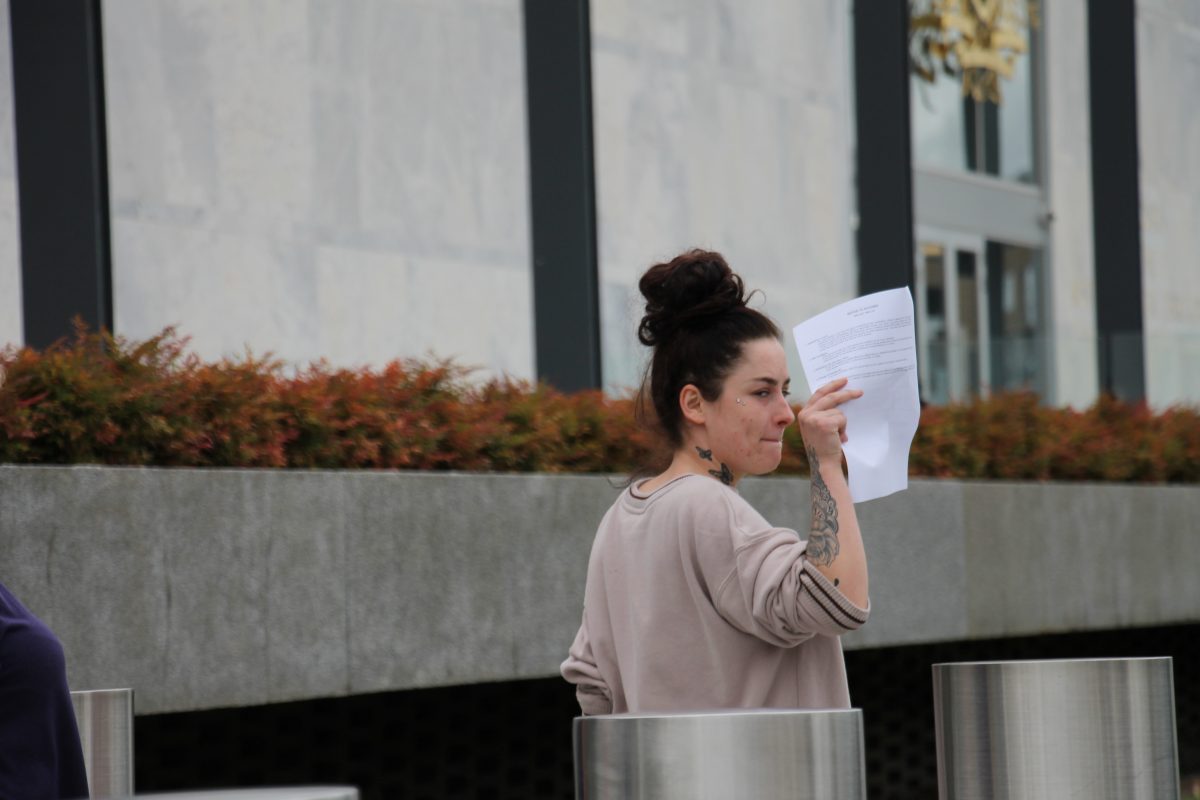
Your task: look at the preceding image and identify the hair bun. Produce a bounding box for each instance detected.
[637,250,747,346]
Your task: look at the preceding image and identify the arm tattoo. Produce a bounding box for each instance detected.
[806,445,840,565]
[696,446,733,485]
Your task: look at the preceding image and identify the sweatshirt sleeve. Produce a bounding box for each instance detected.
[560,615,613,715]
[714,526,870,645]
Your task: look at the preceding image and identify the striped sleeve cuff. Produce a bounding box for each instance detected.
[800,561,870,631]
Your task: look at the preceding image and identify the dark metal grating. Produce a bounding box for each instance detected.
[134,623,1199,799]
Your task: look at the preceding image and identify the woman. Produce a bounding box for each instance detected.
[561,249,869,714]
[0,580,90,799]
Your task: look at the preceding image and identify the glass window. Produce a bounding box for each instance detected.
[911,71,969,174]
[987,242,1045,393]
[917,233,1046,403]
[910,15,1037,184]
[919,243,950,404]
[956,250,981,396]
[997,42,1036,183]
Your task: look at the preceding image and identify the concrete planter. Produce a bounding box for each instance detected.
[1,465,1196,714]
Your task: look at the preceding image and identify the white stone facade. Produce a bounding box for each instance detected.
[0,2,21,351]
[590,0,858,395]
[0,2,1195,407]
[102,0,534,377]
[1137,0,1200,406]
[1042,0,1100,408]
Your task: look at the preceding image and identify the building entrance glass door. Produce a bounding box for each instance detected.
[915,230,989,404]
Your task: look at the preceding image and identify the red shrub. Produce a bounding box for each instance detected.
[1,326,1197,482]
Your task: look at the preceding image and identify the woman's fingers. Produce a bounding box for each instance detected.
[799,405,849,457]
[800,409,846,436]
[818,410,847,433]
[811,388,862,411]
[807,376,849,405]
[803,387,863,414]
[801,380,858,456]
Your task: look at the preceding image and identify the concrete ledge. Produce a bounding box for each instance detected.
[1,465,1197,714]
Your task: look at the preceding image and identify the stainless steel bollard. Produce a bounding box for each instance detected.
[933,657,1179,799]
[574,709,866,799]
[70,688,135,799]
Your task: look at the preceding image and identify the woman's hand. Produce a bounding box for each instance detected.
[797,377,863,462]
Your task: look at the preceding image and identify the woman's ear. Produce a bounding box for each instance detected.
[679,384,705,426]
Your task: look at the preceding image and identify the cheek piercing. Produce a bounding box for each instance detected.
[735,397,746,406]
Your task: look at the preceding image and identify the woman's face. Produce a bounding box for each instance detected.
[698,337,796,481]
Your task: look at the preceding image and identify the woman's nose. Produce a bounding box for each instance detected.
[775,396,796,426]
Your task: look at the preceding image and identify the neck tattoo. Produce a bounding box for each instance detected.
[695,446,735,486]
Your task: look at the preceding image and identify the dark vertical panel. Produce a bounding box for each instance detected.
[962,98,1000,175]
[986,240,1005,387]
[10,0,113,348]
[982,100,999,175]
[523,0,601,392]
[964,97,979,172]
[853,0,915,296]
[1088,0,1145,401]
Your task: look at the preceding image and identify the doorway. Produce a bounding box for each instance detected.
[915,228,990,404]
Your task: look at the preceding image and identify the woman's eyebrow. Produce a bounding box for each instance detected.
[747,377,790,386]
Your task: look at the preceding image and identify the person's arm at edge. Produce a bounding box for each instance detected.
[804,444,868,608]
[797,377,869,609]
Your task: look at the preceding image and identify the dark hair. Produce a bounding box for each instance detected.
[635,249,781,451]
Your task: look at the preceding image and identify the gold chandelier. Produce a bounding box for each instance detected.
[910,0,1039,104]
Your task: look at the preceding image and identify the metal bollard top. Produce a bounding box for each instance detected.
[933,657,1178,800]
[574,708,866,800]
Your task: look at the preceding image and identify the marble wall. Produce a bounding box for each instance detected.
[5,2,1194,404]
[0,2,21,350]
[1042,0,1100,408]
[589,0,858,395]
[102,0,533,377]
[1136,0,1200,407]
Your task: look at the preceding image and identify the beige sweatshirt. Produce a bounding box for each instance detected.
[561,473,869,715]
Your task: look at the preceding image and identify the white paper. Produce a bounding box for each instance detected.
[791,288,921,503]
